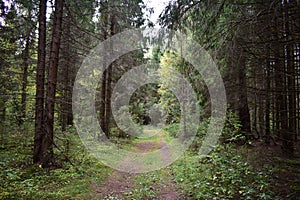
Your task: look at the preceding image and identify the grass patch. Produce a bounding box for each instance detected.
[169,145,276,200]
[125,169,169,199]
[0,127,112,200]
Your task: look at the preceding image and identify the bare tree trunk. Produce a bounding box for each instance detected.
[296,43,300,141]
[20,35,31,125]
[272,4,286,143]
[33,0,47,164]
[282,0,294,155]
[104,14,115,139]
[100,70,107,136]
[251,67,257,131]
[42,0,64,166]
[265,47,271,145]
[224,41,252,140]
[99,9,109,138]
[296,4,300,141]
[100,24,108,138]
[274,30,284,140]
[105,66,112,138]
[236,47,252,139]
[61,14,71,132]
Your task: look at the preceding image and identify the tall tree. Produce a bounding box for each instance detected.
[33,0,47,164]
[159,0,299,154]
[34,0,64,166]
[20,34,31,124]
[42,0,64,166]
[97,0,146,138]
[57,0,97,132]
[104,12,115,138]
[282,0,296,154]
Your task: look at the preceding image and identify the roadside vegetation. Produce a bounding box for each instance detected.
[1,121,299,199]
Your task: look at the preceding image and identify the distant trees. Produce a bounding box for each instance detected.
[243,0,299,154]
[96,0,146,138]
[160,0,300,155]
[0,1,37,127]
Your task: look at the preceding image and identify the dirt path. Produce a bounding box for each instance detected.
[93,132,181,199]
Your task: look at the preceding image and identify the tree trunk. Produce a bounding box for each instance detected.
[274,27,285,140]
[236,47,252,139]
[265,47,271,144]
[282,0,294,155]
[224,41,252,140]
[100,11,115,139]
[104,14,115,139]
[61,13,71,132]
[41,0,64,166]
[100,28,107,138]
[33,0,47,164]
[20,35,31,125]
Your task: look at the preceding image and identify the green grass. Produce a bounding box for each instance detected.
[0,127,112,200]
[132,134,161,143]
[125,168,170,199]
[169,145,276,200]
[0,124,174,200]
[2,123,297,199]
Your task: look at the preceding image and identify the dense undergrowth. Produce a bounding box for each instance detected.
[1,122,299,199]
[161,117,300,200]
[0,126,112,199]
[170,146,275,199]
[160,120,276,199]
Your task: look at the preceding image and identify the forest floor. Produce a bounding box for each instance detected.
[90,131,300,200]
[245,140,300,199]
[1,125,300,199]
[92,131,182,200]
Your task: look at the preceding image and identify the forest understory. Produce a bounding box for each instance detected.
[1,125,300,199]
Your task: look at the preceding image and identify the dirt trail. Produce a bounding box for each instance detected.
[93,132,180,199]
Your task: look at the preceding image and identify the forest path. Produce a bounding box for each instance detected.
[92,130,181,200]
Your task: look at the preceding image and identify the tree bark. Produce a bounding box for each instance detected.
[61,13,71,132]
[33,0,47,164]
[237,52,252,139]
[274,8,286,142]
[20,35,31,125]
[265,46,271,144]
[41,0,64,166]
[225,37,252,140]
[100,30,107,138]
[104,14,115,139]
[282,0,294,155]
